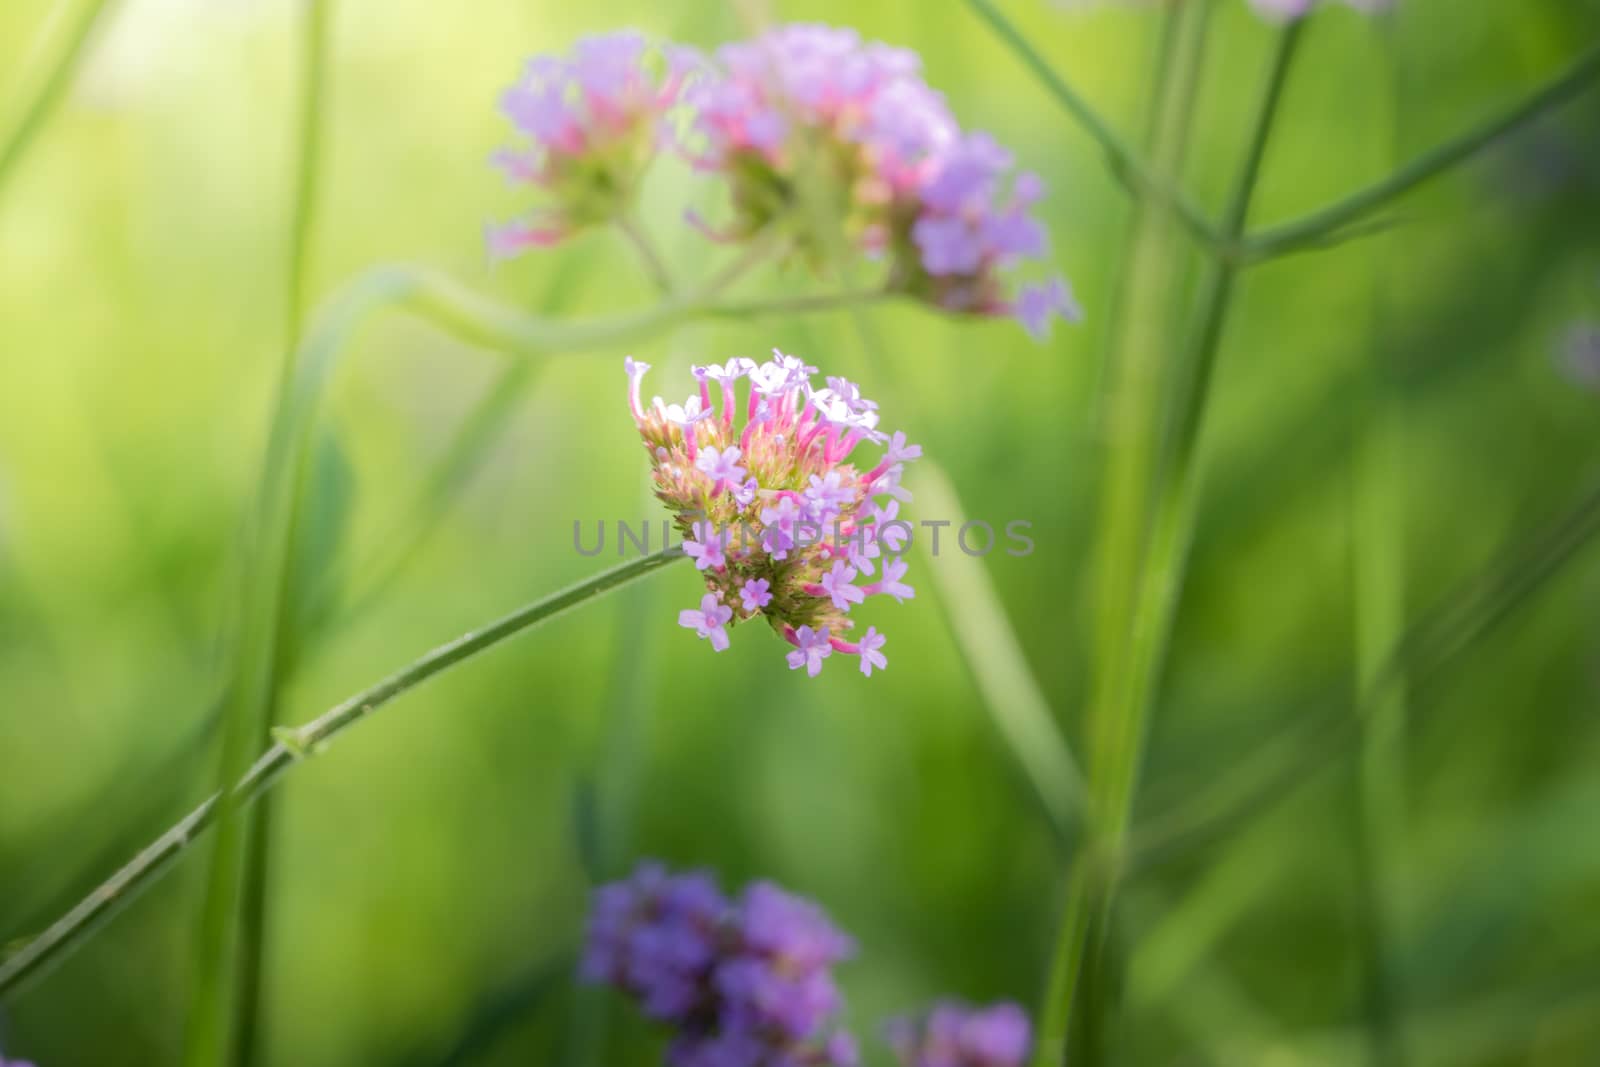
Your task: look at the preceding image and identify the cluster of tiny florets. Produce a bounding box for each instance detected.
[584,862,1036,1067]
[884,1002,1032,1067]
[628,351,917,678]
[490,23,1079,340]
[488,31,689,255]
[679,24,1078,338]
[581,862,859,1067]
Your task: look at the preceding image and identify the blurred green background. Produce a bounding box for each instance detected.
[3,0,1600,1064]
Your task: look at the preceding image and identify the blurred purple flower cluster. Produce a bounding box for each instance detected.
[488,31,688,256]
[680,24,1076,338]
[581,862,859,1067]
[885,1002,1032,1067]
[583,862,1033,1067]
[629,352,916,678]
[491,24,1078,339]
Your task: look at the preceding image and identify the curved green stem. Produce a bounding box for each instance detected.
[1042,22,1304,1066]
[0,547,685,1001]
[0,0,117,197]
[961,0,1222,251]
[1035,5,1214,1063]
[707,288,895,319]
[1033,3,1213,1062]
[283,0,333,341]
[1349,23,1410,1067]
[1107,8,1304,885]
[914,461,1086,844]
[1243,40,1600,259]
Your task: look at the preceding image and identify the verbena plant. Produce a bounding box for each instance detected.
[1,1,1599,1065]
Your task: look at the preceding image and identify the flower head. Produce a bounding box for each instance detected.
[678,24,1073,338]
[900,135,1073,331]
[488,31,687,256]
[584,862,857,1067]
[628,351,919,677]
[885,1002,1032,1067]
[580,862,732,1022]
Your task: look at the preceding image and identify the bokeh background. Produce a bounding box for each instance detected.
[3,0,1600,1064]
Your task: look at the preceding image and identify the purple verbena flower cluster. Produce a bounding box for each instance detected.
[581,862,859,1067]
[1247,0,1393,19]
[0,1056,38,1067]
[584,862,1036,1067]
[488,31,688,256]
[681,24,1078,339]
[884,1002,1032,1067]
[627,352,918,678]
[491,24,1079,340]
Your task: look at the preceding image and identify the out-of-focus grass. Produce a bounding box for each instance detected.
[1,0,1600,1065]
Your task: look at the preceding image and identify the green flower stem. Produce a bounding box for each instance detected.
[1083,0,1211,761]
[961,0,1222,252]
[0,0,118,197]
[0,547,686,1001]
[217,3,338,1063]
[283,0,333,341]
[1241,39,1600,259]
[1041,22,1305,1067]
[961,0,1600,268]
[1235,212,1412,266]
[838,299,1090,850]
[707,288,896,319]
[617,214,676,295]
[914,461,1087,844]
[1082,0,1212,424]
[1032,3,1213,1063]
[1350,25,1410,1067]
[1102,19,1303,844]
